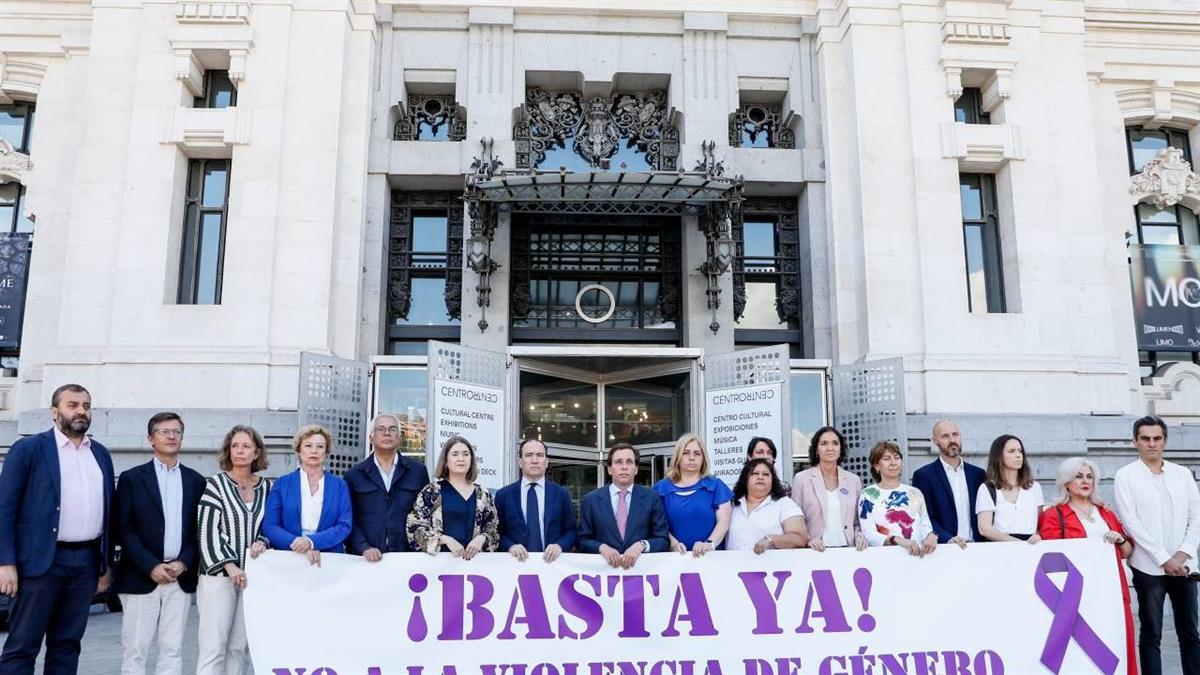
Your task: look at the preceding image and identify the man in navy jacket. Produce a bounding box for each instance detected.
[345,414,431,559]
[911,419,985,546]
[578,443,669,568]
[0,384,114,675]
[496,439,576,562]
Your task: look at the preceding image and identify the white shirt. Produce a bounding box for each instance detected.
[300,471,325,535]
[1115,459,1200,576]
[373,453,395,491]
[153,457,184,561]
[53,426,105,542]
[822,489,848,547]
[941,458,972,540]
[520,477,546,544]
[727,496,803,552]
[1080,509,1110,540]
[974,483,1045,536]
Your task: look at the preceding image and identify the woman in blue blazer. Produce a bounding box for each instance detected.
[262,425,352,565]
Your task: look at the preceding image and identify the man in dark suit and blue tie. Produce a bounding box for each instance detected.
[496,439,576,562]
[0,384,115,675]
[345,414,431,560]
[113,412,206,675]
[578,442,669,569]
[911,419,984,547]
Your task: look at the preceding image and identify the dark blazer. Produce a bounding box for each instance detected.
[261,469,352,553]
[577,484,669,554]
[112,459,205,594]
[911,457,986,543]
[0,429,115,577]
[344,454,430,554]
[495,478,576,553]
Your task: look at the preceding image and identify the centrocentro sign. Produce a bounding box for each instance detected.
[431,380,505,490]
[705,383,783,486]
[1129,244,1200,351]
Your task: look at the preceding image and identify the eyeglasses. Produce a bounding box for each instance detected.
[153,429,184,438]
[373,426,400,435]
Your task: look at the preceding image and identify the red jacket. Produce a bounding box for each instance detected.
[1039,503,1137,675]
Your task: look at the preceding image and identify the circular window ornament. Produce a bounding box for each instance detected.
[575,284,616,324]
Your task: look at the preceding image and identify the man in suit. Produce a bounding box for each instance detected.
[345,414,431,560]
[578,443,669,569]
[0,384,115,675]
[911,419,983,546]
[113,412,205,675]
[496,438,576,562]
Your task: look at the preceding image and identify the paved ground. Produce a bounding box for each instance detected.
[0,592,1189,674]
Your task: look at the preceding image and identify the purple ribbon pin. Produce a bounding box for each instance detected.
[1033,552,1119,675]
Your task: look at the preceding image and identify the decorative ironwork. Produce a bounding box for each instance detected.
[388,191,463,324]
[510,218,681,333]
[695,184,744,334]
[733,196,802,325]
[514,88,680,171]
[729,102,795,149]
[695,140,725,178]
[394,95,466,142]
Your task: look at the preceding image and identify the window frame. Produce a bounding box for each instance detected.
[953,88,991,125]
[0,101,36,154]
[959,173,1007,314]
[194,70,237,110]
[733,197,803,352]
[177,158,232,305]
[386,191,463,353]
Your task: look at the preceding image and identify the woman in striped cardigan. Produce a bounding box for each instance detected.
[196,425,274,675]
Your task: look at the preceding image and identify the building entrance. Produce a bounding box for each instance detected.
[511,347,702,506]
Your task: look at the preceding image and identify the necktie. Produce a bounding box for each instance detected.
[617,489,629,541]
[526,483,543,552]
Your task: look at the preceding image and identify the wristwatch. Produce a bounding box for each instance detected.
[639,539,650,552]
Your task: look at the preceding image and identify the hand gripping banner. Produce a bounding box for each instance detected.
[245,539,1129,675]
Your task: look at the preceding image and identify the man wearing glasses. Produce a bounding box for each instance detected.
[345,414,431,559]
[112,412,206,675]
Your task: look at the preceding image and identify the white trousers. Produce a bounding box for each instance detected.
[119,582,192,675]
[196,575,250,675]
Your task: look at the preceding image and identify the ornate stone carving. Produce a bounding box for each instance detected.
[0,140,32,184]
[694,140,725,178]
[394,95,466,142]
[1144,361,1200,420]
[1130,147,1200,211]
[513,88,679,170]
[729,102,795,149]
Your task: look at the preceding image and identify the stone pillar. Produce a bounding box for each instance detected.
[680,12,733,167]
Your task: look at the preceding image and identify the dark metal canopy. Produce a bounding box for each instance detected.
[471,170,739,209]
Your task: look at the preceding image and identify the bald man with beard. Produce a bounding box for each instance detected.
[911,420,984,547]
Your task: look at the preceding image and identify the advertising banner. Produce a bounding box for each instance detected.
[245,540,1128,675]
[0,235,30,350]
[705,383,784,486]
[430,380,505,490]
[1129,243,1200,351]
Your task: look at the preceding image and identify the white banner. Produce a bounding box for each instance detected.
[245,539,1128,675]
[432,379,505,490]
[705,383,783,485]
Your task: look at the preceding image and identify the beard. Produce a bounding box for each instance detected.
[942,443,961,457]
[57,414,91,435]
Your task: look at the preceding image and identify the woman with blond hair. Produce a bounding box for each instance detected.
[196,425,273,675]
[653,433,733,556]
[261,425,352,565]
[1038,457,1136,675]
[407,435,499,558]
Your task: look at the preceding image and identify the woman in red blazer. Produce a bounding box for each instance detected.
[1039,457,1137,675]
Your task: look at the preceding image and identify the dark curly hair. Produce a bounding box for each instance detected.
[733,458,787,505]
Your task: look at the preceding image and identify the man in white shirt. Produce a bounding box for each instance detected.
[1114,415,1200,675]
[911,420,984,546]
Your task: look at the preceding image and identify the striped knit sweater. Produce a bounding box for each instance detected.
[197,472,274,576]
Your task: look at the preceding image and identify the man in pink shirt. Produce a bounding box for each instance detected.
[0,384,115,674]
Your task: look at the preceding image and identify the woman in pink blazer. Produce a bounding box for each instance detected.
[791,426,867,551]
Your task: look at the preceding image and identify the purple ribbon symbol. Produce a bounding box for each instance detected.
[1033,552,1119,675]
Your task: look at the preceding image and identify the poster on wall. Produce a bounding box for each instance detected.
[1129,244,1200,351]
[705,382,784,486]
[430,379,506,490]
[0,235,31,351]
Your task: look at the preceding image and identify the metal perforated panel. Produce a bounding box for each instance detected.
[704,345,792,479]
[705,345,789,389]
[832,358,907,485]
[430,341,506,389]
[298,352,370,476]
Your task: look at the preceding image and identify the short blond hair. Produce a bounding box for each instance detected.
[667,433,711,483]
[292,425,333,455]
